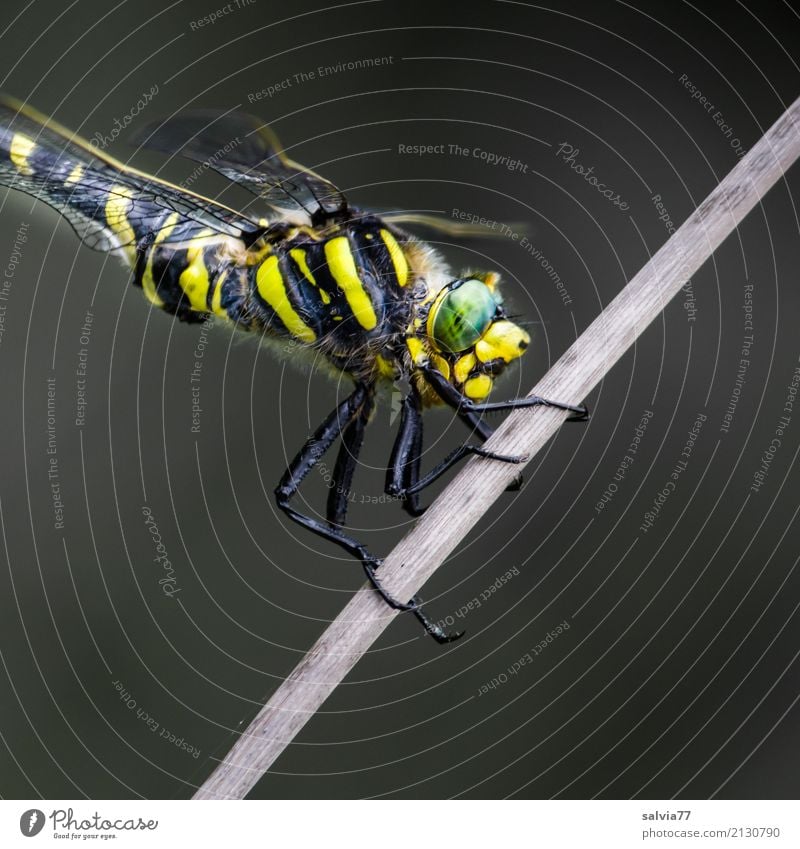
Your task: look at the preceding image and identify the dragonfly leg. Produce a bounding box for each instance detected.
[385,390,426,518]
[407,443,526,497]
[421,361,590,421]
[457,406,523,490]
[386,389,525,503]
[274,383,459,643]
[326,391,374,528]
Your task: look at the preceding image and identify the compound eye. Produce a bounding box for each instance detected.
[429,278,497,353]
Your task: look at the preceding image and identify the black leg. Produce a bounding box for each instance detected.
[275,384,369,505]
[326,391,374,527]
[405,443,526,497]
[386,391,525,503]
[423,363,587,490]
[385,391,426,517]
[459,407,494,441]
[275,383,460,643]
[457,408,522,490]
[387,386,528,510]
[421,362,590,421]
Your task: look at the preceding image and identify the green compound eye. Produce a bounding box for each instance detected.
[429,278,498,353]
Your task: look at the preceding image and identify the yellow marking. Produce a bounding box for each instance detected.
[365,233,374,240]
[244,240,272,265]
[178,241,212,312]
[291,247,330,304]
[105,184,137,262]
[297,225,325,241]
[483,271,500,292]
[464,374,493,400]
[211,269,228,318]
[375,354,395,379]
[256,255,316,343]
[324,236,377,330]
[290,248,316,283]
[380,229,408,287]
[2,95,252,238]
[454,352,476,384]
[141,211,180,307]
[9,133,35,175]
[475,320,530,363]
[406,337,426,365]
[65,163,84,185]
[332,314,343,321]
[431,354,450,381]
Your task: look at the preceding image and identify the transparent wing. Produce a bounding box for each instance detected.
[0,95,263,251]
[132,108,348,223]
[381,211,530,240]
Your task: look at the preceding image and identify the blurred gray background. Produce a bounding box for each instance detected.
[1,0,799,799]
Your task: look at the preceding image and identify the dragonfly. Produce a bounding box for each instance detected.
[0,97,588,642]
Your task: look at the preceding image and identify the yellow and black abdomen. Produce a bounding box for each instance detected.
[0,105,259,324]
[0,115,416,353]
[131,216,248,325]
[130,217,415,348]
[243,221,413,353]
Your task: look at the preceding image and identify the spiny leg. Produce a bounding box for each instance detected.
[421,362,589,421]
[381,389,519,642]
[386,389,525,505]
[406,443,526,498]
[428,363,588,488]
[385,390,426,518]
[275,383,458,643]
[458,407,522,491]
[458,406,494,441]
[326,391,374,528]
[275,384,369,504]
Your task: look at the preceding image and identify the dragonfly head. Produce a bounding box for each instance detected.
[418,274,530,402]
